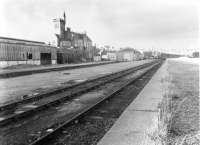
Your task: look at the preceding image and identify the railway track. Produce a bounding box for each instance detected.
[0,61,157,127]
[0,60,161,145]
[28,61,162,145]
[42,60,163,145]
[0,61,154,111]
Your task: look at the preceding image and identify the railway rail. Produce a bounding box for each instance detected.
[0,61,153,111]
[0,60,162,145]
[0,61,157,126]
[28,61,162,145]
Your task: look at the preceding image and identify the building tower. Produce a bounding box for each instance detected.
[60,12,66,39]
[63,12,66,26]
[53,12,67,46]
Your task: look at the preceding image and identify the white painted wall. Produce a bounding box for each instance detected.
[0,60,41,68]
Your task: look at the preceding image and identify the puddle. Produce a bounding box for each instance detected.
[100,72,111,75]
[46,128,54,132]
[77,90,105,101]
[23,104,37,108]
[14,110,24,114]
[74,79,86,83]
[99,110,108,113]
[21,93,36,99]
[89,116,103,120]
[62,80,76,85]
[0,117,5,121]
[73,98,80,101]
[63,72,70,75]
[61,79,86,85]
[57,102,83,113]
[33,87,47,93]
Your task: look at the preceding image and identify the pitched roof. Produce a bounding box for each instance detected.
[119,47,142,54]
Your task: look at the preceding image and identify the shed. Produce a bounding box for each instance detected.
[0,37,57,68]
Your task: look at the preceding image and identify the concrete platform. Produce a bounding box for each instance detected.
[0,60,153,106]
[0,61,115,78]
[97,60,168,145]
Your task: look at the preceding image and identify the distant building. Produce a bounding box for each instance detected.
[117,48,142,61]
[0,36,57,68]
[192,51,199,58]
[160,52,182,58]
[101,49,108,60]
[143,51,153,59]
[107,51,117,61]
[53,12,94,63]
[100,49,117,61]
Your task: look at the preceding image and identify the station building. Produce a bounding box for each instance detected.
[0,36,57,68]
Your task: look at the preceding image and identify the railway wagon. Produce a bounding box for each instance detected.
[0,37,57,68]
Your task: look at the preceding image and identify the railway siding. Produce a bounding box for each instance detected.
[0,60,153,106]
[0,61,158,127]
[0,60,161,145]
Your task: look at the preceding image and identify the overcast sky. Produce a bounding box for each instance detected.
[0,0,199,54]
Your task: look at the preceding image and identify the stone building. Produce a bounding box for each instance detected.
[53,12,94,63]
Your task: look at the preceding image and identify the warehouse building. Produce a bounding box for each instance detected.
[0,36,57,68]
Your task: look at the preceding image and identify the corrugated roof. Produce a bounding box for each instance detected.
[0,36,45,44]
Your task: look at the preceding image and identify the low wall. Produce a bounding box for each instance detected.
[0,60,57,68]
[0,60,41,68]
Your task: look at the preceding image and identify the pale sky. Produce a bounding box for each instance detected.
[0,0,199,54]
